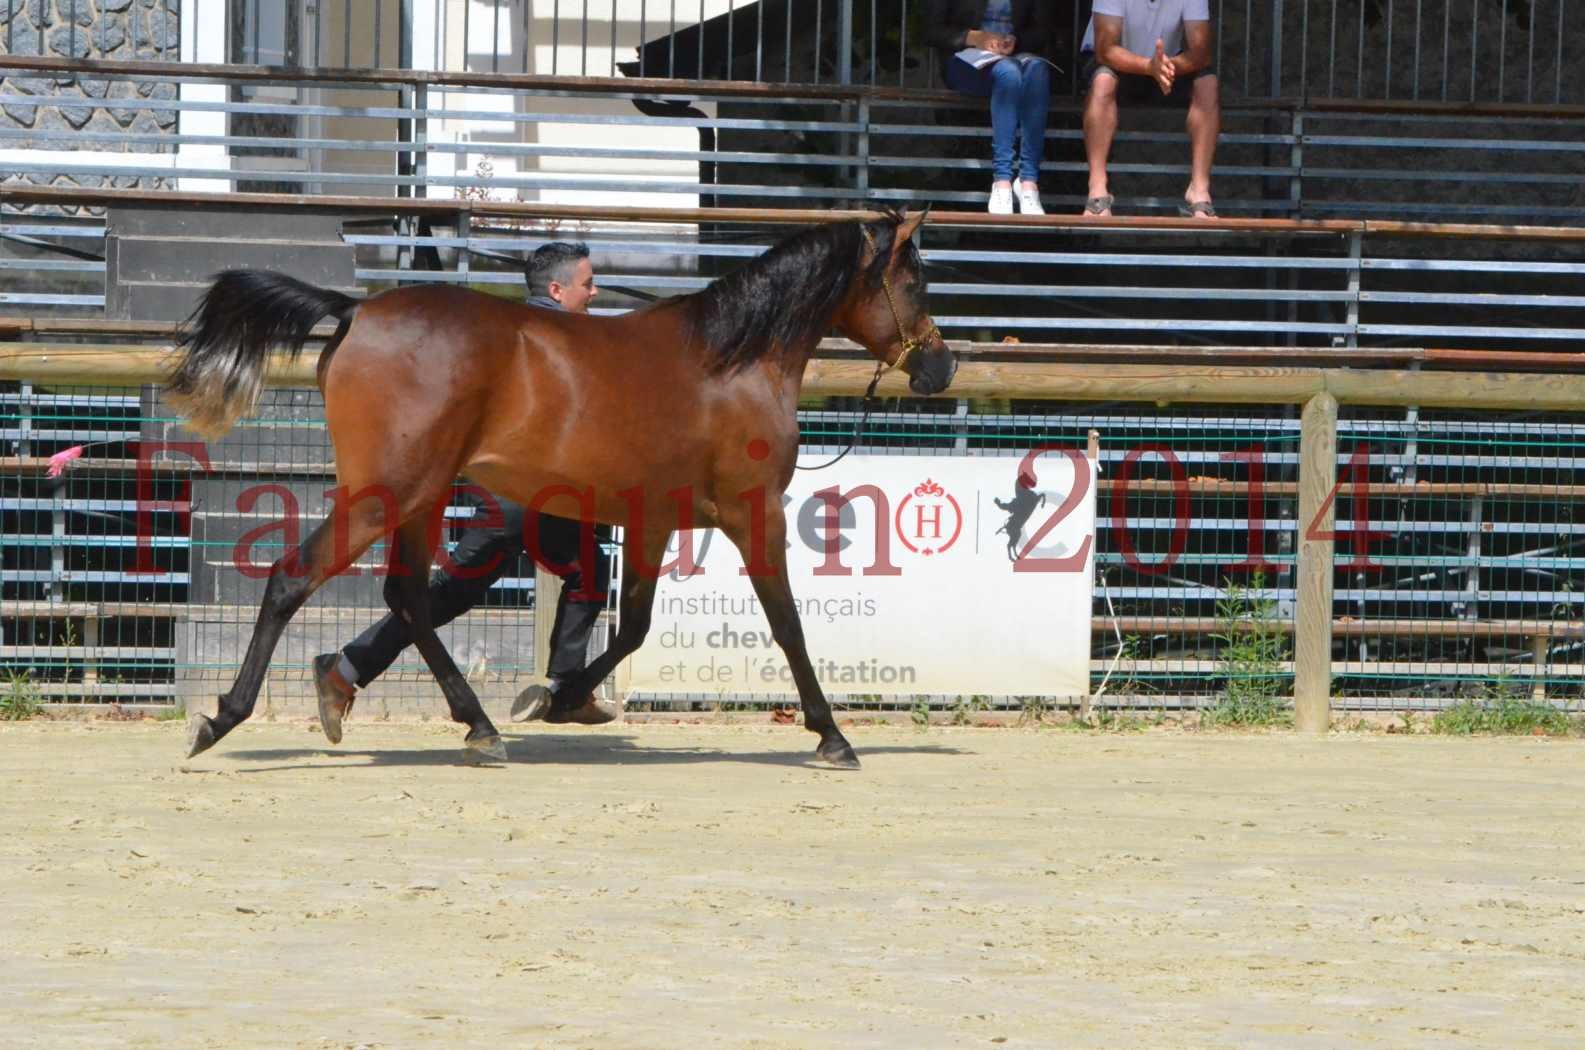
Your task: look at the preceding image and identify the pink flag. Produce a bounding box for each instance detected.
[46,445,84,478]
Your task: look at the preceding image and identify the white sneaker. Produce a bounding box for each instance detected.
[1016,185,1045,215]
[988,183,1014,215]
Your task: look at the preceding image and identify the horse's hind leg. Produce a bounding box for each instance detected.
[188,510,389,757]
[387,517,506,762]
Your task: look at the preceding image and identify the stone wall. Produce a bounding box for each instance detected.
[1,0,181,197]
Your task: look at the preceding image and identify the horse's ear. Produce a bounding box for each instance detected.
[896,206,929,245]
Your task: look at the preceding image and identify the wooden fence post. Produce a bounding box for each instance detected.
[1295,391,1337,733]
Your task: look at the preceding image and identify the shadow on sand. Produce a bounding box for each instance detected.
[219,732,968,772]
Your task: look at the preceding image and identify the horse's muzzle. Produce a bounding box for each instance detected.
[909,348,958,396]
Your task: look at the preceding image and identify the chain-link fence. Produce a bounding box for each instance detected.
[7,376,1582,719]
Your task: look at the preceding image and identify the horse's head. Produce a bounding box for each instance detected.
[839,207,957,397]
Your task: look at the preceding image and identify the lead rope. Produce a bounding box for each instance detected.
[795,359,888,472]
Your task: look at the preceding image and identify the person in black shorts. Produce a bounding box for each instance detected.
[1078,0,1221,218]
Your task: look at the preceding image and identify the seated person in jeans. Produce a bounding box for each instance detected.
[926,0,1055,215]
[1080,0,1221,217]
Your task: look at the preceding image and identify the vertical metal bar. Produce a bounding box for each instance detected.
[581,0,588,76]
[1290,112,1304,218]
[1469,0,1478,101]
[726,0,735,79]
[869,0,877,86]
[436,0,442,71]
[1214,0,1224,84]
[1412,0,1421,99]
[814,0,823,83]
[401,0,413,77]
[69,0,76,63]
[611,0,619,77]
[1345,229,1361,348]
[668,0,676,76]
[550,0,557,74]
[6,0,14,56]
[785,0,793,82]
[1499,0,1507,102]
[1271,0,1284,96]
[755,0,763,81]
[1525,0,1534,101]
[1356,0,1365,95]
[1441,0,1450,100]
[1328,0,1337,97]
[315,0,323,66]
[1555,0,1565,103]
[897,0,905,87]
[344,0,352,67]
[856,94,870,195]
[697,0,704,78]
[398,95,414,268]
[639,0,647,76]
[414,83,428,192]
[1385,0,1393,97]
[251,0,260,61]
[523,0,531,73]
[837,0,852,84]
[375,0,383,65]
[1299,0,1308,96]
[492,0,501,72]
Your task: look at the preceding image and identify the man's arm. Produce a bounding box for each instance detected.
[1093,15,1176,92]
[1172,20,1215,76]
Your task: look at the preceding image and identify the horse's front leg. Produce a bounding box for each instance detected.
[720,500,859,769]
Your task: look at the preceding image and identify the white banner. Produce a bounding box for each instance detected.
[624,452,1097,697]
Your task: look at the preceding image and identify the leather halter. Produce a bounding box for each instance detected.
[797,224,939,472]
[862,225,940,375]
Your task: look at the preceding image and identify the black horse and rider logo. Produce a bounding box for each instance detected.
[994,467,1048,562]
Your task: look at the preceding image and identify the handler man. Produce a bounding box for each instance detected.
[313,243,616,734]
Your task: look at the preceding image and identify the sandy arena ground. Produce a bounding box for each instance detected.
[3,719,1584,1049]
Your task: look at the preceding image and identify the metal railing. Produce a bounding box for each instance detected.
[9,183,1585,350]
[2,0,1580,100]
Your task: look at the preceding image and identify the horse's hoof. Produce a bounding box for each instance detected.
[186,714,217,758]
[464,733,508,764]
[510,683,553,723]
[815,737,861,770]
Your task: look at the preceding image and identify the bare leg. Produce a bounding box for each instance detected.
[1185,74,1221,207]
[387,518,505,761]
[1082,73,1119,215]
[721,501,858,768]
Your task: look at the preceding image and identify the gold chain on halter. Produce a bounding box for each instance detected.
[862,226,939,374]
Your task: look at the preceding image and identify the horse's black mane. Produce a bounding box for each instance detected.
[685,209,909,373]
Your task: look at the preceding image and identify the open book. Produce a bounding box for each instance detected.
[954,48,1062,72]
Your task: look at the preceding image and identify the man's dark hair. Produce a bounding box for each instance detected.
[525,241,591,297]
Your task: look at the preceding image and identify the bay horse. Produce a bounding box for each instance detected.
[165,207,955,768]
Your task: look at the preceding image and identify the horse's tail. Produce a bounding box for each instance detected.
[164,269,360,439]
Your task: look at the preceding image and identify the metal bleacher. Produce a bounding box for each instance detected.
[3,45,1585,711]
